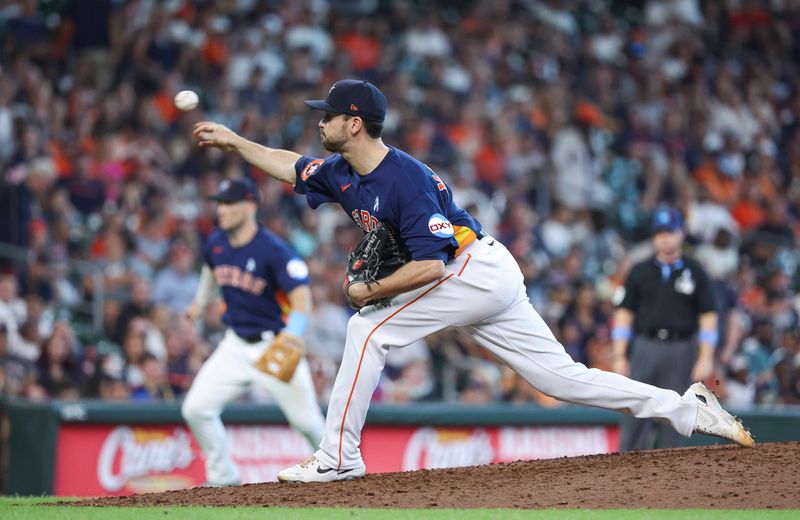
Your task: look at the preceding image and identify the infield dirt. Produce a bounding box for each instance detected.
[76,442,799,509]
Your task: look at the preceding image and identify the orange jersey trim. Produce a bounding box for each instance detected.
[453,225,477,257]
[275,290,290,322]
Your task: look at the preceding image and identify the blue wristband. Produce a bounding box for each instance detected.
[698,329,719,348]
[284,312,308,337]
[611,327,632,341]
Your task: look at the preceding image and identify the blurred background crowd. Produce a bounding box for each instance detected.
[0,0,799,409]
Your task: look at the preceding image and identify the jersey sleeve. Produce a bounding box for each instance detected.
[693,265,717,314]
[202,243,212,267]
[397,189,458,263]
[270,243,310,295]
[294,156,336,209]
[202,233,217,267]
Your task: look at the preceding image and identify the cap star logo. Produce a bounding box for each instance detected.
[219,180,230,191]
[245,258,256,272]
[350,103,359,111]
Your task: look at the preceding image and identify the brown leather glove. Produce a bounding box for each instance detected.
[254,332,304,382]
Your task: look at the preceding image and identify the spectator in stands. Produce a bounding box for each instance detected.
[740,318,781,404]
[36,330,82,399]
[120,329,147,388]
[0,0,798,407]
[722,355,756,408]
[152,241,200,315]
[380,340,435,403]
[558,281,608,365]
[135,212,171,271]
[0,274,28,359]
[131,353,178,402]
[113,277,154,345]
[458,366,498,405]
[0,324,42,399]
[98,373,131,401]
[163,326,198,395]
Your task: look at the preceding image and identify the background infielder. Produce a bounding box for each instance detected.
[181,178,324,486]
[192,79,754,483]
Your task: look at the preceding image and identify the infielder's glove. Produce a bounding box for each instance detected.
[344,221,410,310]
[254,332,303,382]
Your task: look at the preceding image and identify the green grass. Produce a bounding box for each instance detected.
[0,497,797,519]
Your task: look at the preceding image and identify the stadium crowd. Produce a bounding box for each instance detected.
[0,0,799,409]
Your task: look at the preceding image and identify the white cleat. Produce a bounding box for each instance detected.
[277,454,366,483]
[687,382,755,447]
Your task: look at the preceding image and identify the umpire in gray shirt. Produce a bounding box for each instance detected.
[612,207,718,451]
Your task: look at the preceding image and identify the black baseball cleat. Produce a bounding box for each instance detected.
[277,453,366,483]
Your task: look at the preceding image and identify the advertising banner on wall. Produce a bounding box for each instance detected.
[54,424,617,496]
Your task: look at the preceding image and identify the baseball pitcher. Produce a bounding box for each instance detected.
[192,79,753,483]
[181,178,324,486]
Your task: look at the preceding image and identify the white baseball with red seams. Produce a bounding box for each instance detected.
[310,236,700,472]
[174,90,199,111]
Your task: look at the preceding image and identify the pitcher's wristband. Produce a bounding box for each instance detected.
[611,327,632,341]
[284,311,308,337]
[698,329,719,348]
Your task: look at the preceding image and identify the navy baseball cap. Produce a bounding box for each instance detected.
[652,207,684,233]
[305,79,387,122]
[209,178,260,204]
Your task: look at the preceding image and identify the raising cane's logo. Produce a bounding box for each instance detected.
[97,427,196,492]
[402,428,494,471]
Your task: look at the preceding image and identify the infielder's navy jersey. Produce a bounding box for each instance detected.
[203,227,309,338]
[294,146,482,263]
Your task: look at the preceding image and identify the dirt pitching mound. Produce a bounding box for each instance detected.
[76,442,799,509]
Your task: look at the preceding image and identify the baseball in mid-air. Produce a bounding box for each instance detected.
[174,90,199,111]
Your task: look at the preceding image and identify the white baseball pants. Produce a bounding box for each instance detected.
[317,236,699,471]
[182,329,325,484]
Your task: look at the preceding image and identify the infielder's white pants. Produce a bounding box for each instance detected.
[182,329,325,484]
[317,237,699,471]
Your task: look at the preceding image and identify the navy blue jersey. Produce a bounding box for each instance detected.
[294,146,482,263]
[203,227,309,338]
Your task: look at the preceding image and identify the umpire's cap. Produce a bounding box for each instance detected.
[209,178,260,204]
[652,206,684,234]
[305,79,387,122]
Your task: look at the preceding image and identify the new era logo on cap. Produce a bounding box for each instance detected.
[209,178,260,204]
[305,79,387,122]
